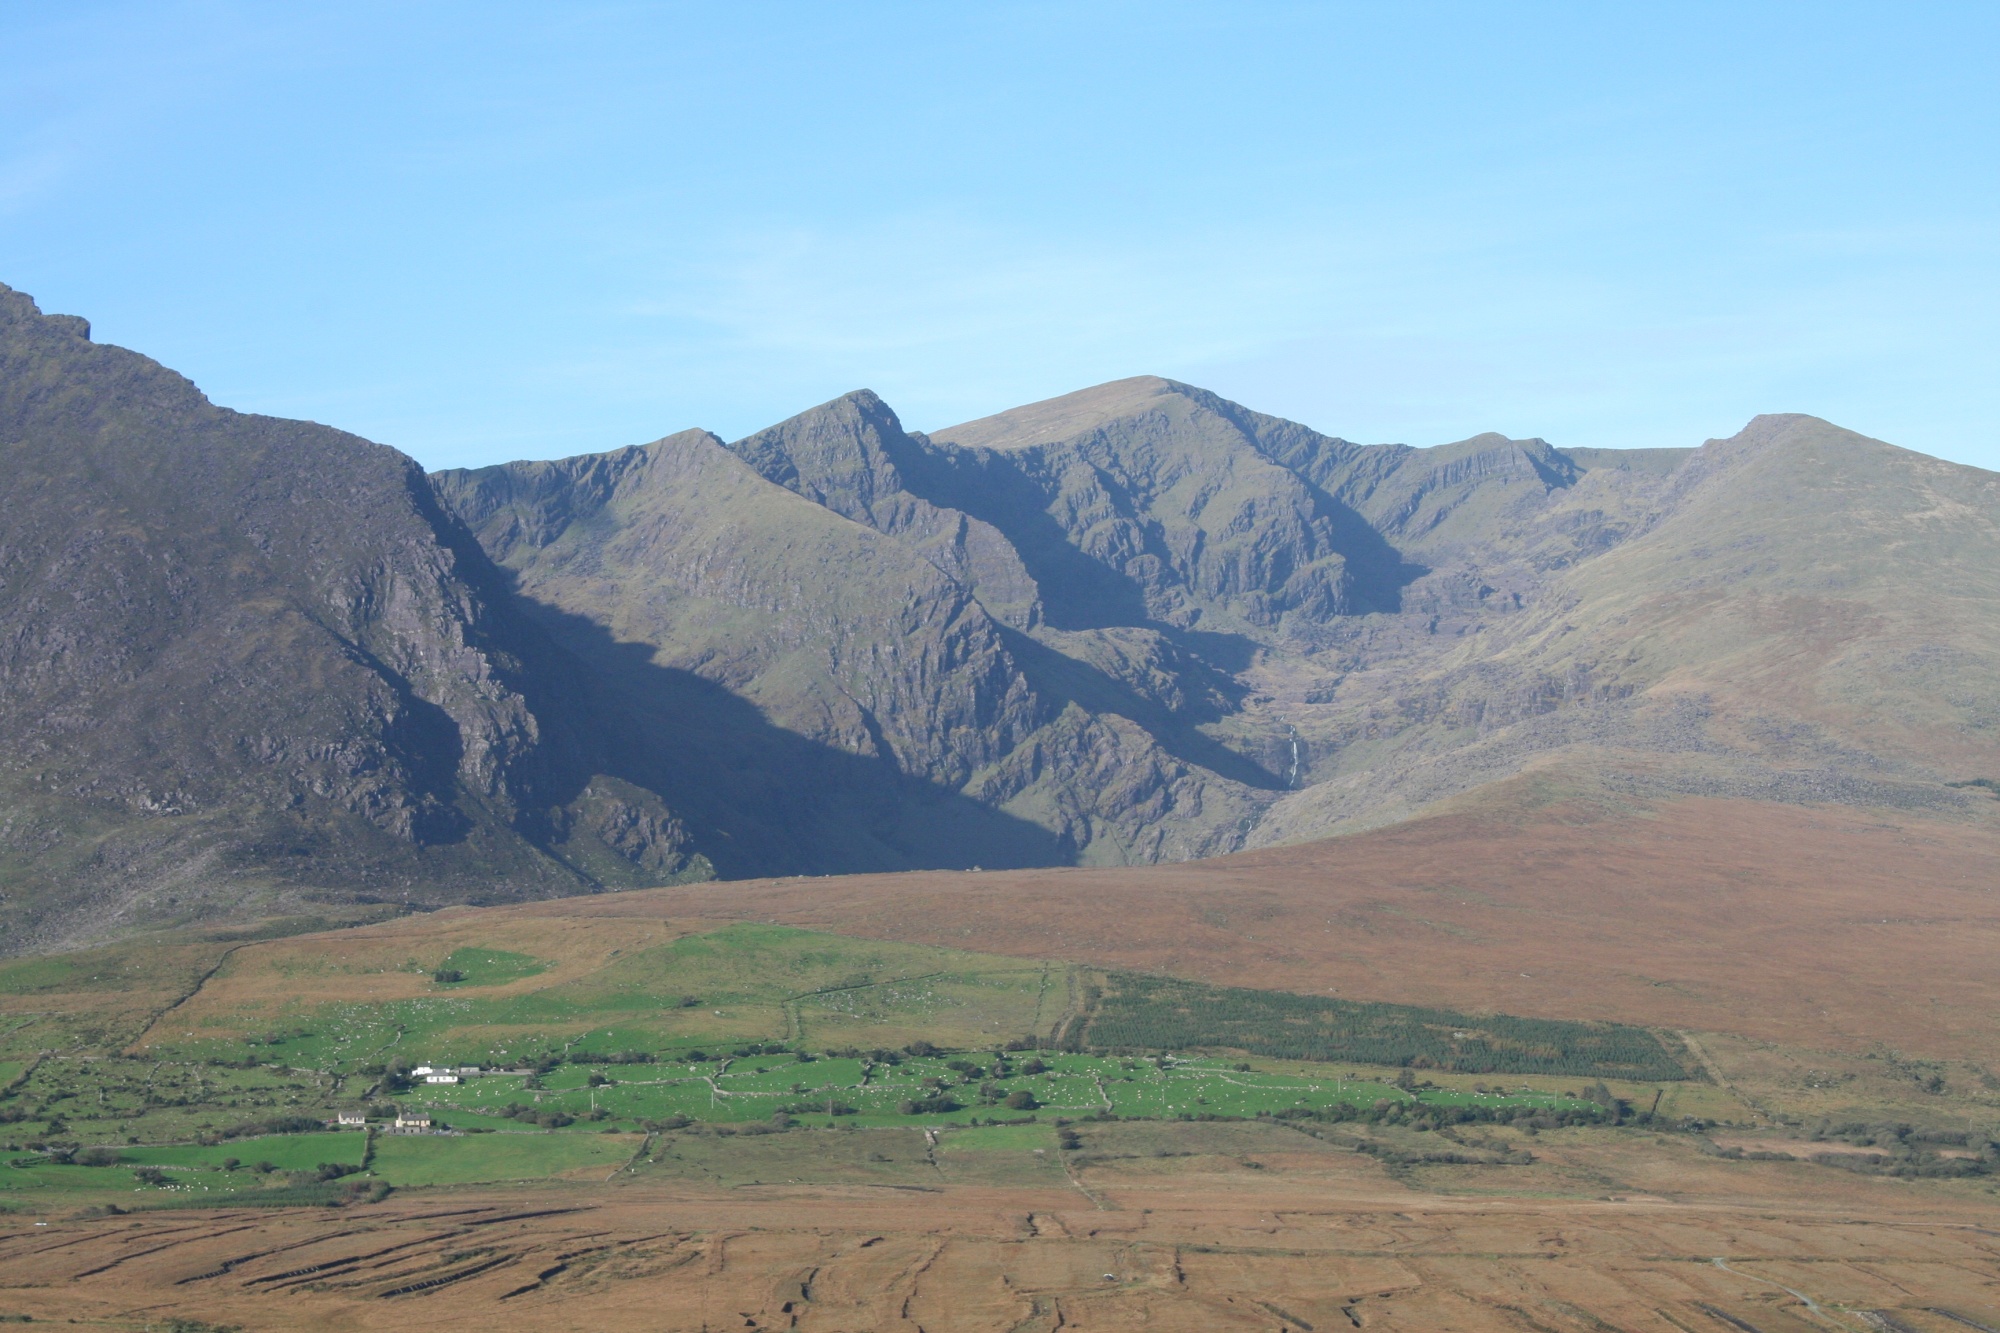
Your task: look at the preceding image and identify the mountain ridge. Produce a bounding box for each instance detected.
[2,280,1994,949]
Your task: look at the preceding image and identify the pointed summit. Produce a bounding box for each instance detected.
[724,390,1042,627]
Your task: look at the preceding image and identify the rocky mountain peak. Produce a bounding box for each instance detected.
[5,281,1994,953]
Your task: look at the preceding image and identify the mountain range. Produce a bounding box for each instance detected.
[3,281,1995,950]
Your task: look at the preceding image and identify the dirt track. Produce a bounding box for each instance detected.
[488,797,2000,1064]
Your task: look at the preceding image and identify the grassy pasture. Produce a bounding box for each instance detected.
[11,914,1983,1209]
[137,922,1056,1069]
[435,947,547,987]
[0,1131,366,1200]
[396,1050,1606,1135]
[370,1131,640,1186]
[122,1132,364,1171]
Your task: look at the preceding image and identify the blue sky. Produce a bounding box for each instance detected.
[3,2,1995,471]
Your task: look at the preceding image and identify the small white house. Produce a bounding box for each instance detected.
[424,1073,460,1084]
[412,1065,435,1076]
[335,1111,366,1127]
[395,1112,431,1130]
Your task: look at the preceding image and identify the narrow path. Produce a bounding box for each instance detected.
[1711,1256,1855,1329]
[1679,1032,1768,1118]
[130,943,249,1052]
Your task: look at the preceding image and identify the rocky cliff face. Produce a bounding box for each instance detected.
[6,283,1995,948]
[438,377,1999,877]
[434,410,1265,873]
[0,285,702,949]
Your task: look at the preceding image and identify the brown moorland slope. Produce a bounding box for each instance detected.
[523,795,2000,1065]
[3,1144,1995,1332]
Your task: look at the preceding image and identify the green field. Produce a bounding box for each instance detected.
[0,919,1708,1206]
[370,1131,639,1186]
[142,923,1061,1070]
[1,1131,367,1201]
[395,1050,1609,1132]
[434,947,548,987]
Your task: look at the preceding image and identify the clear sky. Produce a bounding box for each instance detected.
[3,2,1995,471]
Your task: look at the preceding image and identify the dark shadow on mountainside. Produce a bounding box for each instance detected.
[512,599,1073,878]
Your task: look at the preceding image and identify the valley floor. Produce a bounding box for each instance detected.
[2,1118,1996,1331]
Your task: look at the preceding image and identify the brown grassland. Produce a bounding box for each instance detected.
[552,795,2000,1063]
[1,1121,1996,1331]
[3,795,1998,1329]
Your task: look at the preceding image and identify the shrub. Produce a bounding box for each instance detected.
[897,1095,961,1115]
[220,1115,324,1140]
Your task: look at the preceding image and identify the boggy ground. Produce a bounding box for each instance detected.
[1,1120,1995,1331]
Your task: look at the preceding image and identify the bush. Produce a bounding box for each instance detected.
[219,1115,324,1140]
[432,968,465,984]
[897,1095,961,1115]
[493,1102,574,1129]
[1004,1090,1039,1111]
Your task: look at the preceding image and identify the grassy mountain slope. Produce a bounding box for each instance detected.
[1248,413,2000,843]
